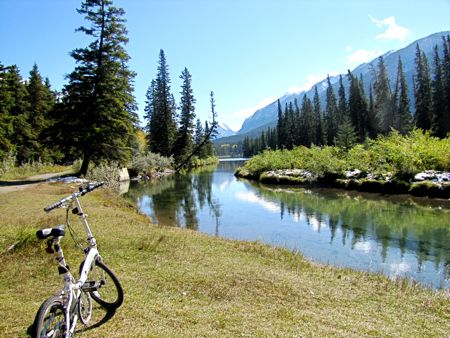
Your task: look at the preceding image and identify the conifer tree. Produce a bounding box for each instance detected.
[27,64,56,161]
[276,99,285,149]
[148,49,177,157]
[60,0,137,175]
[414,44,433,131]
[337,74,348,124]
[313,86,324,145]
[347,71,367,142]
[144,79,156,145]
[442,36,450,136]
[431,45,446,137]
[300,94,314,146]
[393,57,411,134]
[5,65,32,163]
[325,75,338,145]
[0,63,15,160]
[373,56,393,134]
[173,67,196,165]
[335,115,357,150]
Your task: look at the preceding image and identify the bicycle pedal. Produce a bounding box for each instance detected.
[81,281,99,292]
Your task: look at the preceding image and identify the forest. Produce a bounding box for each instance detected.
[0,0,216,178]
[242,37,450,157]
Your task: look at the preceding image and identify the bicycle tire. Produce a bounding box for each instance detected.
[33,295,67,338]
[81,259,124,309]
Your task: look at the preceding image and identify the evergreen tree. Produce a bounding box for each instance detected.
[276,99,285,148]
[373,56,393,134]
[143,79,156,144]
[335,115,357,150]
[442,36,450,136]
[60,0,137,175]
[393,57,411,134]
[6,65,32,163]
[414,44,433,131]
[347,71,368,142]
[313,86,324,145]
[431,45,446,137]
[325,75,338,145]
[300,94,314,146]
[26,63,56,161]
[337,74,348,124]
[0,64,15,160]
[149,49,177,157]
[173,67,196,165]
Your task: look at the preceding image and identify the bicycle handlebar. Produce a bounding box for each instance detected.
[44,182,105,213]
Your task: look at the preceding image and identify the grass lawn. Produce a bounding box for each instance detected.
[0,183,448,337]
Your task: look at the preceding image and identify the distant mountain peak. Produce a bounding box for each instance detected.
[215,31,449,144]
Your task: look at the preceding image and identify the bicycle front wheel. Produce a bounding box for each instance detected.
[33,296,66,338]
[85,259,124,309]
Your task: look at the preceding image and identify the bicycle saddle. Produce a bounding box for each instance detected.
[36,225,65,239]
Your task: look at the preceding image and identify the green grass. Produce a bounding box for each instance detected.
[0,183,449,337]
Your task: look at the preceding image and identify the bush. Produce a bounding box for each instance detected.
[129,152,173,176]
[238,130,450,183]
[85,161,122,191]
[0,151,16,177]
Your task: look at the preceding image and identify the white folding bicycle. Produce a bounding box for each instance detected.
[33,182,123,338]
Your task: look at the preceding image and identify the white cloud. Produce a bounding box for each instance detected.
[227,96,278,130]
[346,48,381,67]
[370,15,411,42]
[235,191,280,213]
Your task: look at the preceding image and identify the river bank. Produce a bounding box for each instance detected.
[235,167,450,199]
[0,182,448,337]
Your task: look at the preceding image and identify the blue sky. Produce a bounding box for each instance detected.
[1,0,449,131]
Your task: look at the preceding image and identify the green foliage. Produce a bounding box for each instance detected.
[59,0,137,176]
[239,130,450,182]
[0,151,16,176]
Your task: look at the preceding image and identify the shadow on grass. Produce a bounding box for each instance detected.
[26,305,118,337]
[77,306,118,334]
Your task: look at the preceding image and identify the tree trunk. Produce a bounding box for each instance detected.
[79,153,91,177]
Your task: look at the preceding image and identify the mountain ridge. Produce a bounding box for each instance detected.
[216,31,449,145]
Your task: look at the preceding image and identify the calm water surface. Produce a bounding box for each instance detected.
[126,159,450,289]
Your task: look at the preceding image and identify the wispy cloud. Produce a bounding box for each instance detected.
[369,15,411,42]
[345,46,381,67]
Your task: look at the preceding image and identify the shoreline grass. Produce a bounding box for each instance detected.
[0,183,449,337]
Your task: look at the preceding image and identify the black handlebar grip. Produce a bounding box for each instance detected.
[44,201,63,213]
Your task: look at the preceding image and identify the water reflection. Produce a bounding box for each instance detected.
[126,160,450,289]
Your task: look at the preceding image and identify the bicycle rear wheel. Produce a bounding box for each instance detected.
[83,259,124,309]
[33,296,66,338]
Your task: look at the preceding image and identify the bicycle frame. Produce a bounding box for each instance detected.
[47,191,101,337]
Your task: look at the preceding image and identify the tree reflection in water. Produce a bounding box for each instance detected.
[126,160,450,289]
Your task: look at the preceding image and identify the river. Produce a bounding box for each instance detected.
[125,159,450,290]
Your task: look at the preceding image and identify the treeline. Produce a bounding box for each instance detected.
[0,64,59,163]
[243,37,450,157]
[0,0,216,176]
[144,50,217,170]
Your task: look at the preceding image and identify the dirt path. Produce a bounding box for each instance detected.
[0,172,74,194]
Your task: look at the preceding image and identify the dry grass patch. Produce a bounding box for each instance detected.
[0,183,448,337]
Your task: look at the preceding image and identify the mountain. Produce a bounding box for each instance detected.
[215,31,449,145]
[215,122,236,138]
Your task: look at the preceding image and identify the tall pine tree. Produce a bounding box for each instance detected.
[431,45,446,137]
[173,67,196,165]
[60,0,137,175]
[148,50,177,157]
[392,57,411,134]
[414,44,433,131]
[325,75,338,145]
